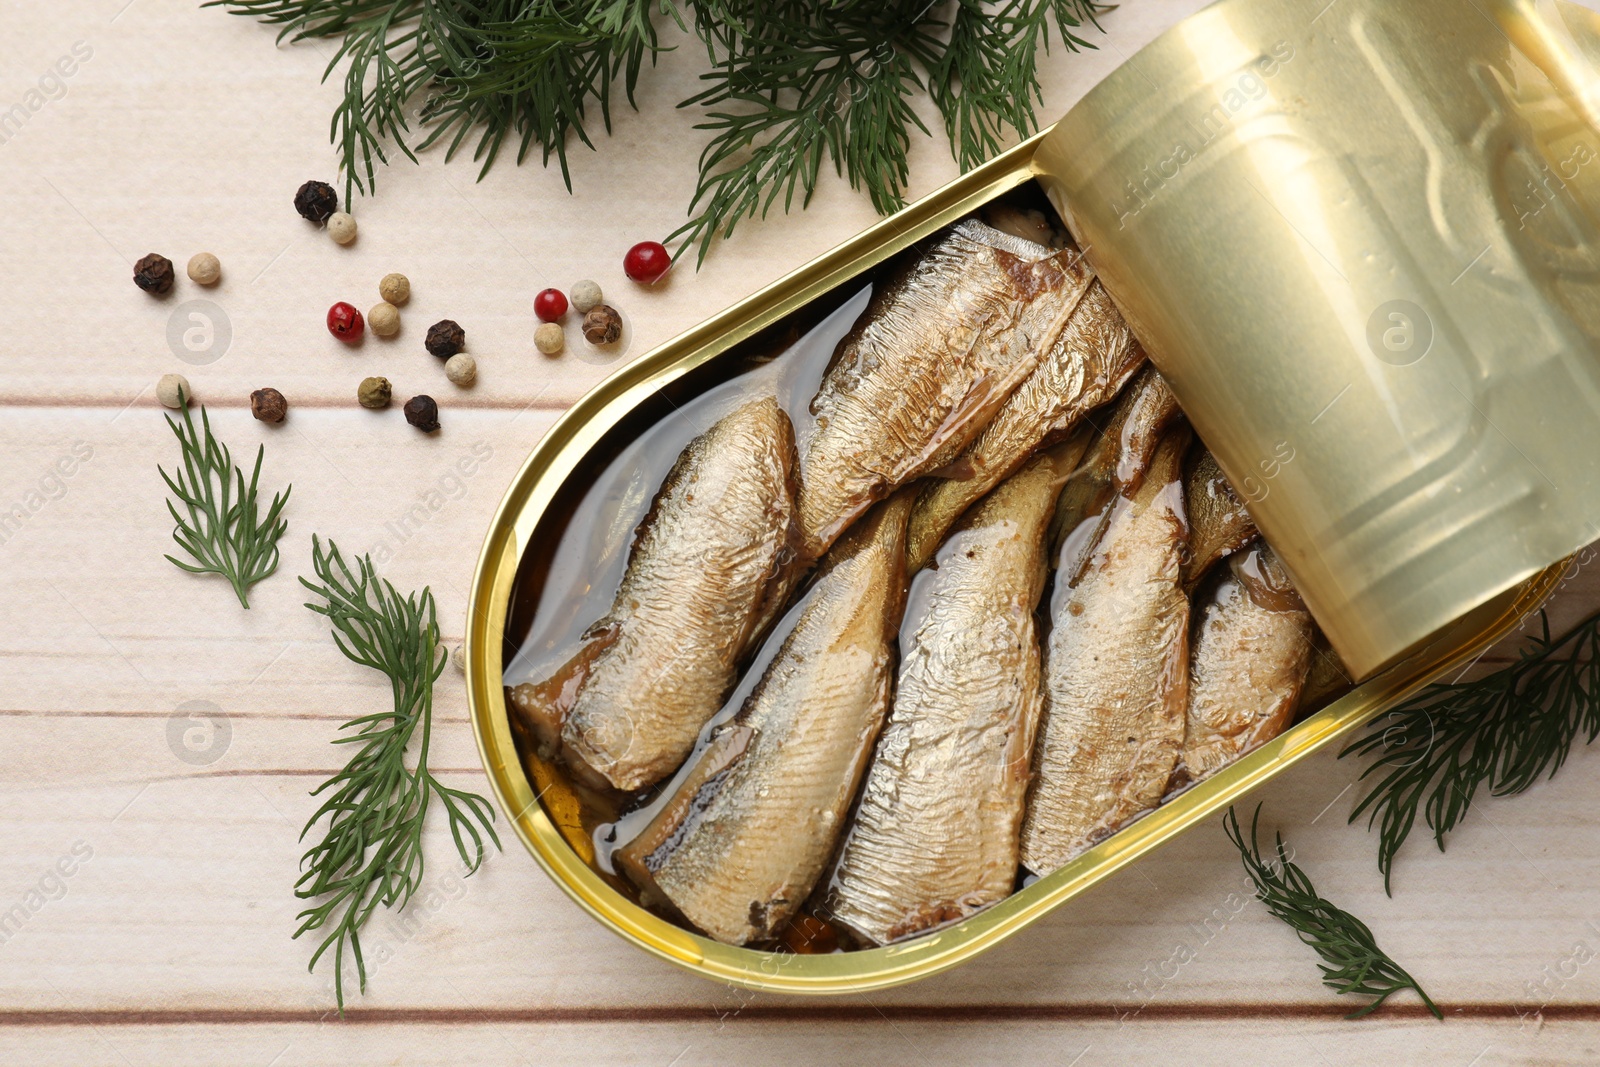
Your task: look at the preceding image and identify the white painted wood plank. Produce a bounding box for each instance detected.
[3,711,1600,1016]
[0,1016,1590,1067]
[0,406,552,712]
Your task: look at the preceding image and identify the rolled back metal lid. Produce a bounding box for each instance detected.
[1035,0,1600,677]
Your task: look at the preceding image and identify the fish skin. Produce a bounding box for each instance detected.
[1049,366,1183,590]
[614,494,915,947]
[1182,450,1258,591]
[1020,427,1192,876]
[508,396,801,793]
[821,438,1088,945]
[796,220,1095,564]
[906,281,1146,572]
[1176,542,1313,785]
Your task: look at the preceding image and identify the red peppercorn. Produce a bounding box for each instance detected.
[534,288,568,322]
[327,301,364,343]
[623,241,672,284]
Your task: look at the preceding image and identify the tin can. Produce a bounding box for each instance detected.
[466,0,1588,993]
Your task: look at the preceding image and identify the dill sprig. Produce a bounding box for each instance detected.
[158,390,291,609]
[295,536,500,1012]
[669,0,1106,263]
[1342,609,1600,893]
[209,0,1108,260]
[1225,805,1442,1020]
[929,0,1103,172]
[668,2,933,264]
[204,0,670,204]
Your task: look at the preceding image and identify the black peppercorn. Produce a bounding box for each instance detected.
[133,252,175,295]
[294,180,338,223]
[582,304,624,345]
[424,319,465,359]
[250,387,288,423]
[404,394,440,432]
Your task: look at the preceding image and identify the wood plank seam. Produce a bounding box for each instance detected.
[0,1004,1578,1025]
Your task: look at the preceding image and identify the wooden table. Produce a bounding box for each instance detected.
[4,1,1599,1062]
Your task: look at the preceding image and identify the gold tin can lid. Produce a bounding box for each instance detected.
[1036,0,1600,677]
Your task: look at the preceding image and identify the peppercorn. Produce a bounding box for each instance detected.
[583,304,624,345]
[250,387,288,423]
[569,279,603,313]
[425,319,465,358]
[451,643,467,673]
[368,302,401,338]
[358,376,392,409]
[156,373,190,409]
[445,353,477,385]
[379,273,410,306]
[134,253,175,295]
[294,180,338,223]
[404,394,440,432]
[327,212,358,245]
[534,322,564,356]
[187,252,221,286]
[327,301,364,343]
[623,241,672,284]
[534,288,568,322]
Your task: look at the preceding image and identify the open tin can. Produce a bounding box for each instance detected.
[466,0,1598,993]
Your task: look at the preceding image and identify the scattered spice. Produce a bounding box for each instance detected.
[534,321,564,356]
[582,305,623,345]
[569,279,603,313]
[134,253,175,295]
[534,288,567,322]
[425,319,464,359]
[251,387,289,423]
[368,302,401,338]
[403,394,440,432]
[327,301,364,343]
[327,212,358,245]
[358,376,392,409]
[445,353,477,386]
[156,373,190,409]
[294,180,338,223]
[379,272,410,305]
[451,643,467,673]
[187,252,222,286]
[623,241,671,284]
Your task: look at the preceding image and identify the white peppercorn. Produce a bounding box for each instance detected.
[569,279,603,313]
[187,252,221,286]
[445,353,477,386]
[157,373,190,409]
[534,321,564,356]
[368,302,401,338]
[379,273,410,305]
[327,212,358,245]
[451,643,467,673]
